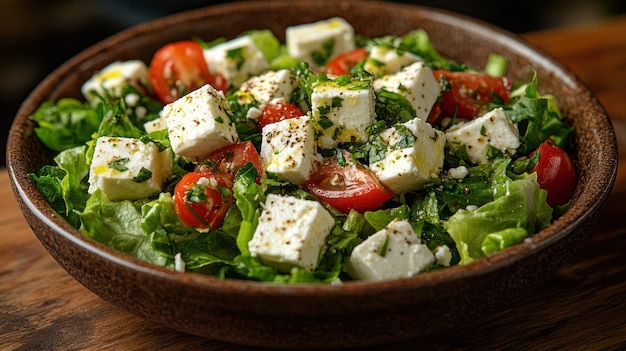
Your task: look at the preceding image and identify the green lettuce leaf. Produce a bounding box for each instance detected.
[444,165,553,263]
[232,162,265,255]
[80,189,172,267]
[507,72,574,154]
[29,145,90,228]
[30,98,101,152]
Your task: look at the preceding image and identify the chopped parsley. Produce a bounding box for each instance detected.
[133,167,153,183]
[108,158,129,172]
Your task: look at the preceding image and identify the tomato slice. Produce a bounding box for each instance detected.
[427,70,511,125]
[303,150,394,213]
[258,103,304,131]
[195,141,262,182]
[173,172,233,230]
[323,48,368,76]
[530,139,576,206]
[149,41,226,104]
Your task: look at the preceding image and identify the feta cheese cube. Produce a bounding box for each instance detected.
[143,111,168,134]
[286,17,355,67]
[373,61,440,120]
[88,136,172,201]
[260,115,317,185]
[203,35,270,88]
[81,60,150,106]
[162,84,239,162]
[370,118,445,194]
[364,45,422,77]
[445,107,521,165]
[248,194,335,272]
[310,79,376,149]
[346,219,435,281]
[238,69,299,106]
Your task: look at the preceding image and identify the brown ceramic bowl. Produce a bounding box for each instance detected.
[7,0,617,349]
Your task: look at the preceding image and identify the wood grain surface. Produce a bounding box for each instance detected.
[2,15,626,351]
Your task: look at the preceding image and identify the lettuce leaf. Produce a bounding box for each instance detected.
[80,189,172,267]
[507,72,574,154]
[444,163,553,263]
[232,163,265,255]
[30,98,101,152]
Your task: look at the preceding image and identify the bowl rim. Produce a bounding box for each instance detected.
[7,0,618,298]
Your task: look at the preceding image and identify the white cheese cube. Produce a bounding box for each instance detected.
[364,45,422,77]
[238,69,299,106]
[203,35,270,88]
[81,60,149,106]
[88,136,172,201]
[248,194,335,272]
[445,107,521,165]
[370,118,445,194]
[162,84,239,162]
[373,61,440,120]
[143,111,168,134]
[286,17,355,68]
[260,115,317,185]
[346,219,435,281]
[310,79,376,149]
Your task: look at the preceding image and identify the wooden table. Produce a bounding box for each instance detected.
[2,15,626,351]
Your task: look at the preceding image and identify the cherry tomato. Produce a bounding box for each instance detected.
[257,102,304,131]
[324,48,368,75]
[530,139,577,206]
[174,172,233,230]
[303,150,394,213]
[195,141,262,182]
[427,70,511,125]
[149,41,226,104]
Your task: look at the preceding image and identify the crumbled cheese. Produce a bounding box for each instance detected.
[448,165,469,180]
[434,245,452,267]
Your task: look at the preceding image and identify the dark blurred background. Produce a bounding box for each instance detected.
[2,0,625,167]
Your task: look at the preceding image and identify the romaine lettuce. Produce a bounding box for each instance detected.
[444,162,552,263]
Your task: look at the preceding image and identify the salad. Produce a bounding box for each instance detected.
[28,17,576,283]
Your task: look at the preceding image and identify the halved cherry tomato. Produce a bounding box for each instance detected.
[303,150,394,213]
[174,172,233,230]
[149,41,226,104]
[530,139,576,206]
[258,103,304,131]
[427,70,511,125]
[324,48,369,75]
[195,141,262,182]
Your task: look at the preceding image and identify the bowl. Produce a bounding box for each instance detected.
[7,0,618,348]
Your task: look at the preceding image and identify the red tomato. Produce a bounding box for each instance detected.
[324,48,369,75]
[303,150,394,213]
[173,172,233,230]
[530,139,577,206]
[428,71,511,125]
[258,103,304,131]
[149,41,226,104]
[195,141,262,182]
